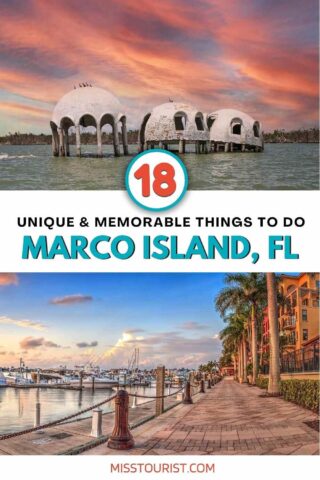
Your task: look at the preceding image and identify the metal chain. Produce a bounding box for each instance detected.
[127,385,184,399]
[0,394,117,441]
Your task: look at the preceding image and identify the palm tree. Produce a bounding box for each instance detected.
[220,312,246,382]
[215,273,267,385]
[266,273,280,394]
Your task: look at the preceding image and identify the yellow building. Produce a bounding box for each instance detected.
[279,273,320,352]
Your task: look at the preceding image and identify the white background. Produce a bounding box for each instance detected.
[0,190,318,272]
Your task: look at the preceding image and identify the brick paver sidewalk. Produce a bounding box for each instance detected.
[87,378,319,455]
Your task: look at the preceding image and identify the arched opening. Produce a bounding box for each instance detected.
[79,113,98,156]
[207,115,216,130]
[50,121,59,157]
[253,121,260,138]
[174,111,187,131]
[230,118,243,135]
[60,116,75,157]
[100,113,115,156]
[139,113,151,150]
[195,112,204,131]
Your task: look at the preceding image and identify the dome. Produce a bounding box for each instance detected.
[140,102,209,143]
[51,86,124,128]
[207,108,263,148]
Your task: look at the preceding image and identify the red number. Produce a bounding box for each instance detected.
[134,162,176,198]
[134,163,150,197]
[153,162,176,197]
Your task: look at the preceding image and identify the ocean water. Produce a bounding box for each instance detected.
[0,143,318,190]
[0,384,162,434]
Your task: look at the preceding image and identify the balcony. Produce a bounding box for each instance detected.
[283,316,296,329]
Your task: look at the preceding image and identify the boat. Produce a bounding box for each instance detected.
[0,370,7,387]
[5,373,34,385]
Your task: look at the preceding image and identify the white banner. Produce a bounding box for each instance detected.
[0,190,318,272]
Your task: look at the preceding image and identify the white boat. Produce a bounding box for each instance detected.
[64,375,119,389]
[0,371,7,386]
[5,373,34,385]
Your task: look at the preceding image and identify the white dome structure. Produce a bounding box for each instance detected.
[207,109,264,152]
[139,102,210,154]
[50,86,128,157]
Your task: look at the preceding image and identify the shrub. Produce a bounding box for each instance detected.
[256,376,268,389]
[280,380,319,412]
[255,377,319,411]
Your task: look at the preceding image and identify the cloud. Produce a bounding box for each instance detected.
[19,336,63,350]
[179,321,209,330]
[124,328,145,334]
[49,294,93,305]
[76,341,98,348]
[0,351,7,355]
[0,273,18,286]
[0,316,46,330]
[0,0,317,134]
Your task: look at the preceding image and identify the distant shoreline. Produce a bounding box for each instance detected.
[1,128,318,146]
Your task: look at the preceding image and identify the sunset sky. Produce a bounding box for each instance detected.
[0,272,225,369]
[0,0,318,135]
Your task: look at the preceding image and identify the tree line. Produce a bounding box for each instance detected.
[1,128,318,145]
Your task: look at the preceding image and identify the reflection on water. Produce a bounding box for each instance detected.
[0,385,161,434]
[0,143,318,190]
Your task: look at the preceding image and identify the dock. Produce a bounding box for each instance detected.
[0,395,180,455]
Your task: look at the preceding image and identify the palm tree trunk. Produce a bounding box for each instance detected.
[251,304,258,384]
[238,344,243,383]
[267,273,280,395]
[242,337,248,383]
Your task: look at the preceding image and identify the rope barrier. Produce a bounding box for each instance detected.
[0,394,117,441]
[127,385,184,399]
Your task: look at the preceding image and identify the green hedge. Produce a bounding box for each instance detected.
[255,376,319,411]
[280,380,319,411]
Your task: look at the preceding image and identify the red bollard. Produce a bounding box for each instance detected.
[183,381,193,404]
[207,379,211,389]
[107,390,134,450]
[200,379,205,393]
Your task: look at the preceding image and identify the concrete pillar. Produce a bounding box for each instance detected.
[76,125,81,157]
[179,139,185,154]
[51,130,59,156]
[34,402,41,427]
[107,390,134,450]
[241,143,246,152]
[159,141,163,149]
[121,119,129,155]
[230,142,233,152]
[113,122,120,157]
[143,142,148,151]
[131,393,137,409]
[167,384,171,396]
[195,141,200,154]
[96,124,102,157]
[58,128,65,156]
[91,408,103,437]
[224,142,229,152]
[155,365,165,416]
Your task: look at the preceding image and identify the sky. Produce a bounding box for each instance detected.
[0,0,318,135]
[0,272,226,369]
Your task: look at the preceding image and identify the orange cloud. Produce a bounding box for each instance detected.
[0,273,18,286]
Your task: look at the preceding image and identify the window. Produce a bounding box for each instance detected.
[316,280,320,288]
[302,309,308,321]
[174,112,187,131]
[195,113,204,131]
[253,122,260,137]
[301,282,308,288]
[303,329,308,341]
[302,299,308,306]
[232,123,241,134]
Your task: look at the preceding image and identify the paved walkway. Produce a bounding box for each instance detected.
[87,378,319,456]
